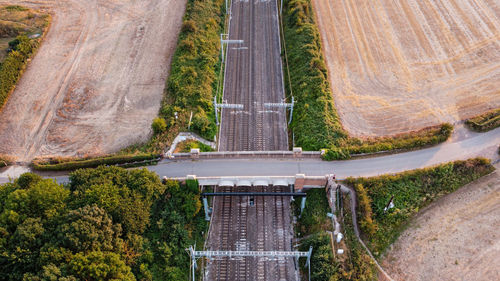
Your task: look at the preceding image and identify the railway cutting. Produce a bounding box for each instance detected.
[205,0,297,280]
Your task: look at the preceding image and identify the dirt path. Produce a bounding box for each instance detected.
[0,0,186,161]
[312,0,500,137]
[381,163,500,281]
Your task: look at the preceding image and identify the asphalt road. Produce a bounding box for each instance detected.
[1,126,498,183]
[149,126,500,179]
[218,0,288,151]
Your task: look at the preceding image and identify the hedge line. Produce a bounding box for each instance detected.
[321,123,453,160]
[282,0,452,159]
[32,154,160,171]
[344,158,494,257]
[158,0,224,140]
[0,35,38,111]
[283,0,348,151]
[465,108,500,132]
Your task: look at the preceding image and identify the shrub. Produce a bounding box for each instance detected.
[159,0,224,140]
[151,117,167,134]
[321,147,350,160]
[32,154,159,171]
[465,108,500,132]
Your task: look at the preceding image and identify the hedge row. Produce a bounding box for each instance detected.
[158,0,225,140]
[465,108,500,132]
[0,35,38,110]
[32,154,160,171]
[344,158,494,257]
[321,123,453,160]
[283,0,348,151]
[282,0,452,159]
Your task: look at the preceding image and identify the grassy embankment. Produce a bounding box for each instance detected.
[295,189,376,281]
[281,0,452,159]
[465,108,500,132]
[123,0,225,155]
[344,158,494,258]
[174,139,214,153]
[0,5,50,111]
[0,166,207,280]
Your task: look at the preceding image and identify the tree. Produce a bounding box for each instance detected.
[57,205,122,253]
[68,251,135,281]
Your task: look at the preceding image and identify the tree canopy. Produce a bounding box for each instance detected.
[0,166,205,281]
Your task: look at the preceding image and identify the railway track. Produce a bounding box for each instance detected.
[207,185,297,281]
[218,0,288,151]
[207,0,295,279]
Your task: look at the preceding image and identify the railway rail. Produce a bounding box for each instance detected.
[206,185,297,281]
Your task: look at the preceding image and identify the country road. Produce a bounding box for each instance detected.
[1,125,498,183]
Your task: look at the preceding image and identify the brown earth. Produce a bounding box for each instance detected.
[0,0,186,161]
[381,163,500,281]
[312,0,500,137]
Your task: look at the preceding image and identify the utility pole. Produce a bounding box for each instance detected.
[220,34,244,63]
[264,96,295,124]
[213,95,244,125]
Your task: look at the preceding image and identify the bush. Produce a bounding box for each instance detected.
[465,108,500,132]
[344,158,494,257]
[151,117,167,134]
[159,0,225,140]
[321,147,351,160]
[32,154,159,171]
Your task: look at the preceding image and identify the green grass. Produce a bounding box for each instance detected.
[295,189,376,280]
[343,158,494,257]
[282,0,452,158]
[295,189,332,237]
[32,153,160,171]
[465,108,500,132]
[175,139,214,153]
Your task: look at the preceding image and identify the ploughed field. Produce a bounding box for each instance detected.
[0,0,186,161]
[313,0,500,137]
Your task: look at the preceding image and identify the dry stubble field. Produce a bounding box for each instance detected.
[0,0,186,161]
[313,0,500,137]
[381,163,500,281]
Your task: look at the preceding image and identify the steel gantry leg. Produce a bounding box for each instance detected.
[203,197,211,221]
[300,196,306,217]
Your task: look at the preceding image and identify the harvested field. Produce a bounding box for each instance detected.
[0,0,186,161]
[381,163,500,281]
[313,0,500,137]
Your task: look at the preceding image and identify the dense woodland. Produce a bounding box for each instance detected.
[0,166,205,280]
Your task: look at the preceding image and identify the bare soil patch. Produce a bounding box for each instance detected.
[0,0,186,161]
[381,163,500,281]
[313,0,500,137]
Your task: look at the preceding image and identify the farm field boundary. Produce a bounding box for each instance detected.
[281,0,453,160]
